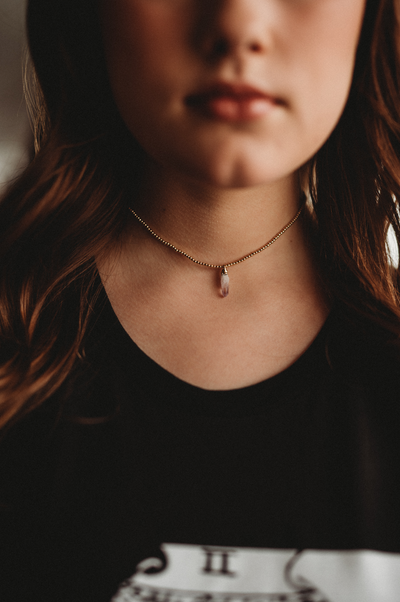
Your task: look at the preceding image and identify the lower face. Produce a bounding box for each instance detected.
[100,0,367,189]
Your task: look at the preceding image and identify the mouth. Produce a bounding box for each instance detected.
[185,82,284,122]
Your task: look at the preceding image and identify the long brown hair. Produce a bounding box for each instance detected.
[0,0,399,428]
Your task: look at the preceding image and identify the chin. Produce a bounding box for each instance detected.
[172,150,279,188]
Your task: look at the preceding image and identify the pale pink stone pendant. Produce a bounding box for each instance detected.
[220,266,230,297]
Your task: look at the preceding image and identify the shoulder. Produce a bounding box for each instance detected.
[324,305,400,422]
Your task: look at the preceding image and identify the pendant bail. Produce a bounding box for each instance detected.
[221,266,229,297]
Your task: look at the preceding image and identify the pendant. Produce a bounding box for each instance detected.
[220,266,229,297]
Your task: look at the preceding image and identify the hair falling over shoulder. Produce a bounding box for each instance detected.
[0,0,400,428]
[0,0,135,428]
[309,0,400,324]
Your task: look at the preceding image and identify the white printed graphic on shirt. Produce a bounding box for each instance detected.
[110,543,400,602]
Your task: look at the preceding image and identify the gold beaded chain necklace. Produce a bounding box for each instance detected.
[129,205,303,297]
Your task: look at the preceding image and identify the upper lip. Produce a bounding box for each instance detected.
[185,82,283,104]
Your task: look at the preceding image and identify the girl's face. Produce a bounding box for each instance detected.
[100,0,366,188]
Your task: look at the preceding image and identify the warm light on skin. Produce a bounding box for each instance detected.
[98,0,369,389]
[100,0,367,189]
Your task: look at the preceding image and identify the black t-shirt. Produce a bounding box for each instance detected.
[1,297,400,602]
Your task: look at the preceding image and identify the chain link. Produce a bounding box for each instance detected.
[129,205,303,270]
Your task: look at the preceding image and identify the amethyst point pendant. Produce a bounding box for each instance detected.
[221,266,229,297]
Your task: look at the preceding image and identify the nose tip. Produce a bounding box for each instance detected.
[195,0,269,63]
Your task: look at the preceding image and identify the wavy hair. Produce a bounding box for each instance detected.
[0,0,400,428]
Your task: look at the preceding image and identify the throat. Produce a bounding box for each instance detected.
[128,204,304,299]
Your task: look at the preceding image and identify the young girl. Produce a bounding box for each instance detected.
[1,0,400,600]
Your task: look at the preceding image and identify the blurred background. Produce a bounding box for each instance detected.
[0,0,30,192]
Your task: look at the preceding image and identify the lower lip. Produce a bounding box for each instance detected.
[190,96,277,122]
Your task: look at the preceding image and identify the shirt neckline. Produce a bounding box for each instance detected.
[94,291,334,417]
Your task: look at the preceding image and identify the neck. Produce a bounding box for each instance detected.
[98,162,329,391]
[130,160,302,267]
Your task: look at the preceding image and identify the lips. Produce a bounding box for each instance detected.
[185,82,282,122]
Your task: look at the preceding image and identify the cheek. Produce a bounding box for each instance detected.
[286,1,366,145]
[101,1,198,171]
[101,0,189,97]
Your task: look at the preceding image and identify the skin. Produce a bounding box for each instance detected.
[98,0,367,390]
[101,0,365,188]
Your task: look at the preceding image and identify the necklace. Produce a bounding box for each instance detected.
[129,205,303,298]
